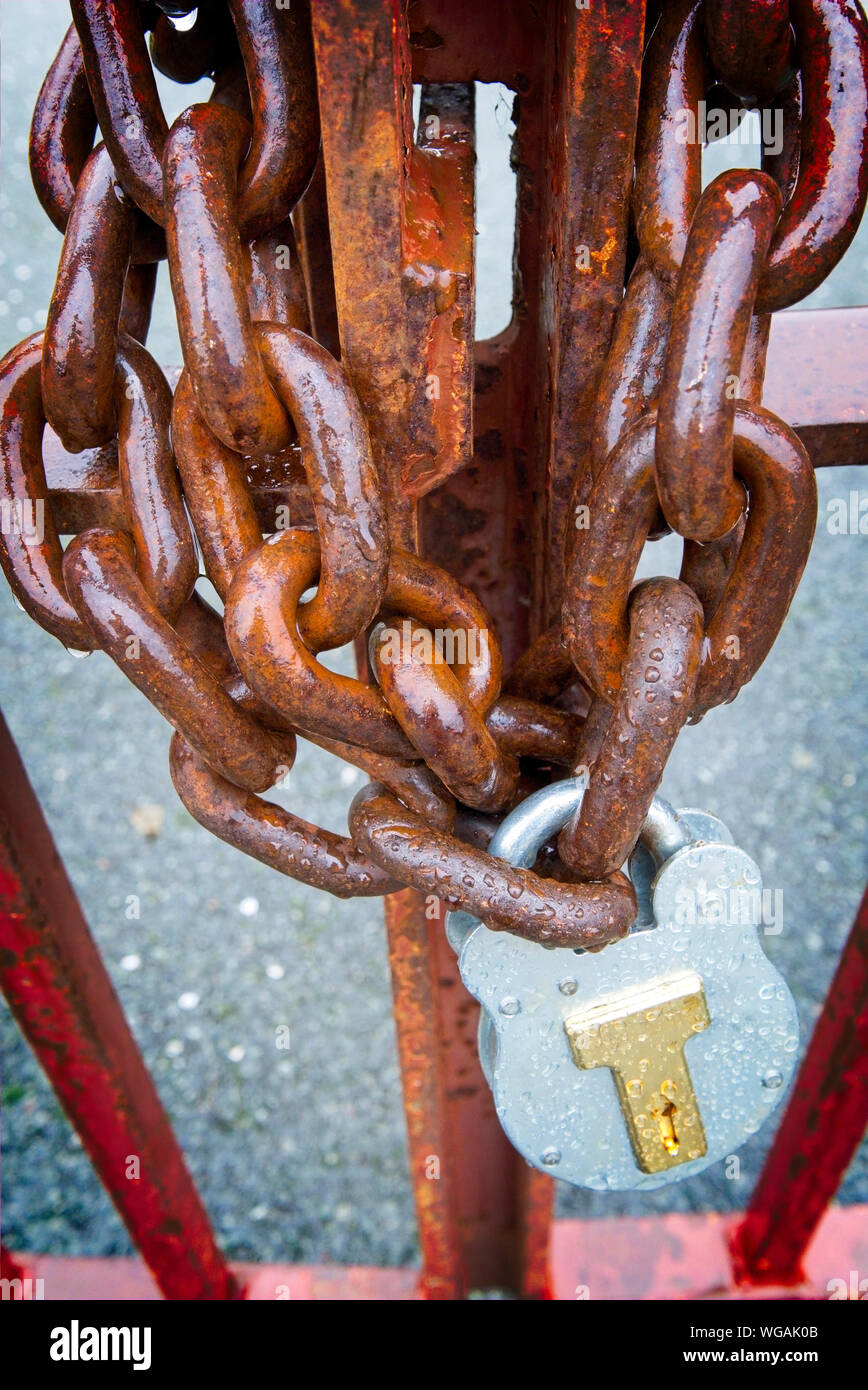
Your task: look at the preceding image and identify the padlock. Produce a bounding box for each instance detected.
[449,776,799,1190]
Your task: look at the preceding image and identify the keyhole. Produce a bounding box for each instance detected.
[652,1081,680,1157]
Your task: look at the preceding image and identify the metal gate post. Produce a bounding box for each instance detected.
[312,0,646,1296]
[731,885,868,1286]
[0,711,235,1301]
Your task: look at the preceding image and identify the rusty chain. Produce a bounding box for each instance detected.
[1,0,866,950]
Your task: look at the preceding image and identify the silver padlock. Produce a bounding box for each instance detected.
[449,777,799,1191]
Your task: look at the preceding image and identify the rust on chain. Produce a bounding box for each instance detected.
[307,731,458,833]
[225,0,320,241]
[218,663,461,833]
[3,324,195,632]
[656,168,782,542]
[558,578,703,879]
[71,0,319,235]
[687,404,817,717]
[504,625,586,707]
[371,618,520,814]
[485,697,585,769]
[589,256,672,488]
[563,404,815,719]
[171,371,264,598]
[62,528,289,792]
[763,72,803,202]
[150,3,237,87]
[755,0,868,313]
[164,104,293,455]
[169,593,457,873]
[226,530,504,760]
[245,221,311,332]
[114,336,198,621]
[226,526,415,756]
[741,311,774,404]
[174,320,388,645]
[681,513,747,626]
[120,260,158,344]
[169,734,403,899]
[348,784,638,950]
[255,325,389,652]
[30,21,165,266]
[704,0,795,105]
[678,303,771,626]
[28,24,97,234]
[42,145,136,451]
[637,0,868,311]
[70,0,170,226]
[634,0,706,294]
[174,590,239,686]
[572,253,672,543]
[563,414,663,703]
[0,334,94,650]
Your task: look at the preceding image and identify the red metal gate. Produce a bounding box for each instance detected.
[2,0,867,1300]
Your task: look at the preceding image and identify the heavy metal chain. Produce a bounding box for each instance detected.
[1,0,866,951]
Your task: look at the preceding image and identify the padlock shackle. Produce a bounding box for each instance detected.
[446,779,693,953]
[487,775,590,867]
[639,797,694,866]
[489,779,690,871]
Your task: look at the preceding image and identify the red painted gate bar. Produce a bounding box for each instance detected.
[732,885,868,1287]
[0,711,235,1301]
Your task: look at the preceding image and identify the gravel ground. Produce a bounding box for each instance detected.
[1,2,866,1275]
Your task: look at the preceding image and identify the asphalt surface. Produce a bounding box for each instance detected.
[1,2,866,1277]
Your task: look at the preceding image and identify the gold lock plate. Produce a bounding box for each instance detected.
[564,971,710,1174]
